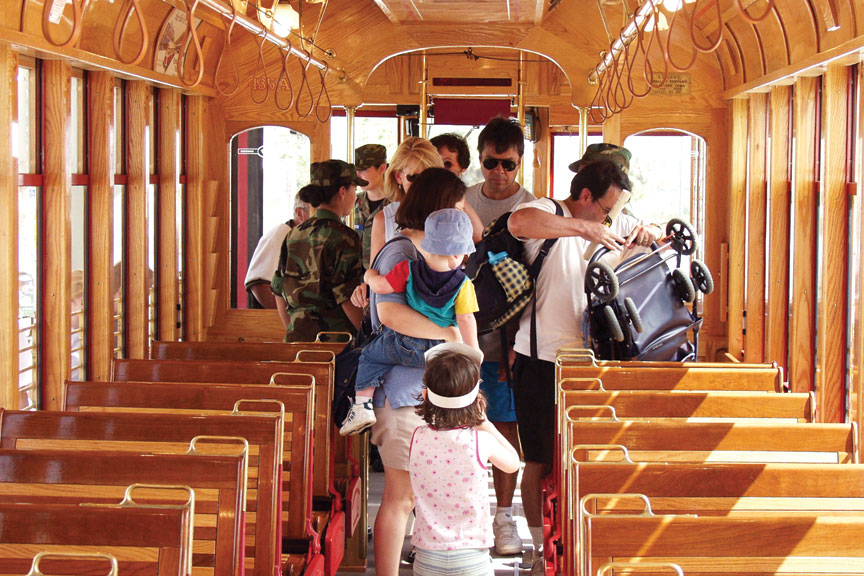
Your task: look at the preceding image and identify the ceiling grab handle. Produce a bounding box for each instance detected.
[178,0,205,88]
[295,47,316,118]
[274,40,296,111]
[315,60,332,123]
[250,29,271,104]
[214,0,241,96]
[42,0,87,48]
[113,0,149,66]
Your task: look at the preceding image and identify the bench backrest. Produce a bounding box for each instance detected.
[585,515,864,576]
[0,449,245,576]
[150,339,347,361]
[563,420,858,463]
[111,358,334,497]
[0,502,189,576]
[556,365,782,391]
[565,462,864,575]
[559,389,814,421]
[0,409,281,576]
[65,379,314,542]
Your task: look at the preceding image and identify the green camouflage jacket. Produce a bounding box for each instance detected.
[352,191,389,269]
[271,209,363,341]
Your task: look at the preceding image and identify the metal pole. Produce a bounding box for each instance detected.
[517,51,525,186]
[579,106,589,159]
[419,51,428,139]
[196,0,336,75]
[345,105,356,228]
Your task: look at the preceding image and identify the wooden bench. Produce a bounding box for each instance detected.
[0,409,282,576]
[562,420,859,464]
[559,389,814,421]
[566,461,864,576]
[64,378,320,576]
[584,514,864,576]
[111,358,335,499]
[150,339,348,362]
[0,448,245,576]
[0,501,191,576]
[110,357,341,575]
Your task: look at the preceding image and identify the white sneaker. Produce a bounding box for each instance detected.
[493,517,522,555]
[529,550,545,576]
[339,401,376,436]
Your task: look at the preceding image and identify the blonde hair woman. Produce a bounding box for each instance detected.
[370,137,483,267]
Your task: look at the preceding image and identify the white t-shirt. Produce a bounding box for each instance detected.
[244,222,292,287]
[512,197,641,362]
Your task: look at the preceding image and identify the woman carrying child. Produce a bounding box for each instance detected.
[364,167,475,576]
[340,206,479,436]
[410,342,521,575]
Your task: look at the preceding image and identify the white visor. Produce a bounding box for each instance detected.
[427,382,481,409]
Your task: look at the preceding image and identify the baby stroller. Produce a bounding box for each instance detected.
[583,218,714,361]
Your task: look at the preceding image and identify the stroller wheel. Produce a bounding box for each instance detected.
[603,305,625,342]
[690,259,714,294]
[586,261,619,303]
[672,269,696,303]
[666,218,698,256]
[624,297,644,333]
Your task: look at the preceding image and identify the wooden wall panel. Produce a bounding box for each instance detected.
[157,88,180,342]
[817,64,850,422]
[765,85,792,372]
[789,76,820,394]
[745,93,768,363]
[184,96,205,342]
[125,82,150,359]
[727,98,748,360]
[0,45,19,408]
[87,72,115,381]
[41,60,71,410]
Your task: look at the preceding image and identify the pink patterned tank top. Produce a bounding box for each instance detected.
[409,425,492,551]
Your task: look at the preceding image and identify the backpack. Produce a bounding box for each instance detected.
[464,200,564,336]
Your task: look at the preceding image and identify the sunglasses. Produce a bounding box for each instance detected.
[442,160,453,169]
[482,157,518,172]
[403,172,420,183]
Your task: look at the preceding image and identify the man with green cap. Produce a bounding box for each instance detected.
[271,159,366,341]
[569,142,632,173]
[352,143,389,269]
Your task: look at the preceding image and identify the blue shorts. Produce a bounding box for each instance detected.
[480,361,516,423]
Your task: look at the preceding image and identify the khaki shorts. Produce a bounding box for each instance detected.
[370,399,424,471]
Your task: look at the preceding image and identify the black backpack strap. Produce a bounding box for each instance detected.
[529,199,564,360]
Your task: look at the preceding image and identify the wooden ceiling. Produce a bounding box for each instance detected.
[370,0,548,25]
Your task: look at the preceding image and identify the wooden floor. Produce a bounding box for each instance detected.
[338,465,533,575]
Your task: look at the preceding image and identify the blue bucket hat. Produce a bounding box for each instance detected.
[421,209,476,257]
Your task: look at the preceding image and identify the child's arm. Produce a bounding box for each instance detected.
[477,419,520,473]
[456,313,479,349]
[364,268,395,295]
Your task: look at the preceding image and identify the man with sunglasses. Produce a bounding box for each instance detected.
[507,159,664,575]
[464,116,536,558]
[430,132,471,177]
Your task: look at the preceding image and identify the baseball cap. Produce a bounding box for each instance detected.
[568,143,632,173]
[353,144,387,171]
[310,159,368,187]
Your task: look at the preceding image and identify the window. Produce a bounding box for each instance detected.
[551,132,603,199]
[70,70,86,381]
[330,114,399,162]
[623,132,704,229]
[112,82,125,358]
[17,61,39,409]
[230,126,312,308]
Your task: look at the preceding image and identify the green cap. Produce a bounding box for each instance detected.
[353,144,387,170]
[310,160,369,187]
[569,143,632,173]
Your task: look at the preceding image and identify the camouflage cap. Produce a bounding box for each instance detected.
[568,143,632,173]
[310,159,369,187]
[353,144,387,170]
